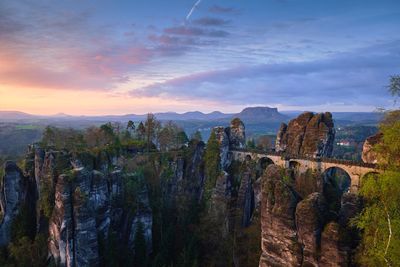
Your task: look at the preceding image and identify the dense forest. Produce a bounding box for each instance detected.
[0,114,261,266]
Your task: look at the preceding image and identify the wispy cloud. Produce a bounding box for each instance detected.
[130,41,400,108]
[208,5,237,14]
[164,26,229,37]
[192,17,230,26]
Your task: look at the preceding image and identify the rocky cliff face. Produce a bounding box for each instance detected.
[275,112,335,158]
[0,162,35,246]
[213,126,232,171]
[212,118,246,171]
[49,168,103,266]
[259,165,361,267]
[0,137,212,266]
[295,193,327,266]
[0,148,155,266]
[229,118,246,149]
[259,165,302,267]
[362,132,383,164]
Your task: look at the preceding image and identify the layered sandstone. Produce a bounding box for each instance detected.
[259,168,362,267]
[259,165,302,267]
[361,132,383,164]
[0,162,35,245]
[212,118,246,171]
[275,112,335,158]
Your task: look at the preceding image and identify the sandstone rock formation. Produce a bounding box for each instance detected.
[0,146,160,266]
[237,172,254,227]
[229,118,246,149]
[320,193,362,267]
[212,118,246,171]
[295,193,327,266]
[213,126,232,171]
[0,162,34,246]
[275,112,335,158]
[362,132,383,164]
[49,167,111,266]
[259,166,362,267]
[259,165,302,267]
[48,174,75,266]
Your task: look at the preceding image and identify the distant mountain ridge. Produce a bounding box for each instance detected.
[0,111,37,120]
[1,107,284,122]
[0,107,382,126]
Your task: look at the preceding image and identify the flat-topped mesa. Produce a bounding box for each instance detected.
[275,112,335,158]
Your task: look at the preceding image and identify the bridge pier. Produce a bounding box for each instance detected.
[349,175,361,193]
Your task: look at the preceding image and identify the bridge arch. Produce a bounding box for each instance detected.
[231,149,379,193]
[245,154,252,161]
[289,160,301,170]
[322,167,352,211]
[257,157,275,177]
[322,167,352,193]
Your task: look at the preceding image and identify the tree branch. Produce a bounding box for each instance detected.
[384,205,392,266]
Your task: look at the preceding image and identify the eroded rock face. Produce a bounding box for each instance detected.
[49,174,74,266]
[229,118,246,149]
[295,193,327,267]
[209,172,231,236]
[320,222,347,267]
[275,112,335,158]
[73,169,100,266]
[0,138,209,266]
[259,165,302,267]
[236,172,254,227]
[253,177,262,211]
[212,118,246,171]
[0,162,31,246]
[49,169,101,267]
[316,194,363,266]
[259,166,362,267]
[186,142,206,202]
[320,193,362,267]
[213,126,232,171]
[362,132,383,164]
[47,163,155,267]
[129,185,153,254]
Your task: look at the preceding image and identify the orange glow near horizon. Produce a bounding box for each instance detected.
[0,85,233,116]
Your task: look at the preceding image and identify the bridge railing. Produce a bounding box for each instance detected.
[318,157,377,169]
[231,149,377,169]
[232,148,282,156]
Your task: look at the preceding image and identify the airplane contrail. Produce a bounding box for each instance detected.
[186,0,202,21]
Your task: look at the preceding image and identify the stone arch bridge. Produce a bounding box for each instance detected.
[231,149,380,192]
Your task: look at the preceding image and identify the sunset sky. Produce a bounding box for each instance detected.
[1,0,399,115]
